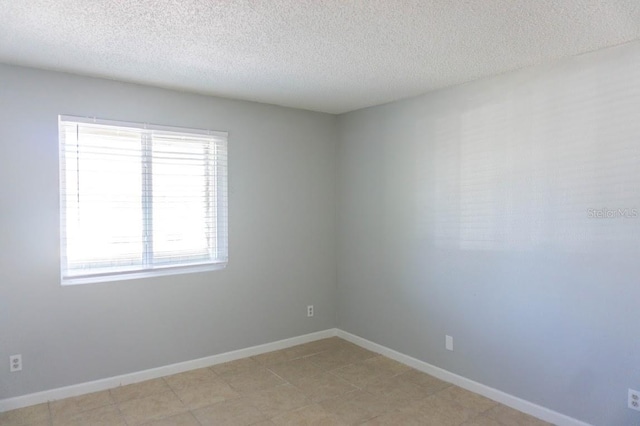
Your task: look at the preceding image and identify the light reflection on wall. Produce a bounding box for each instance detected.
[420,62,640,252]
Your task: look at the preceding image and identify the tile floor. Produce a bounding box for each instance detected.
[0,337,552,425]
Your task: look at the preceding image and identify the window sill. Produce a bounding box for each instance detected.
[61,262,228,286]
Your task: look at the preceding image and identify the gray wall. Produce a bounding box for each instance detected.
[336,41,640,426]
[0,64,338,399]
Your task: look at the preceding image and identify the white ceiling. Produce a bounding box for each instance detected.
[1,1,640,114]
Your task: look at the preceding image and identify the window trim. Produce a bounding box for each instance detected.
[59,115,228,285]
[61,262,228,286]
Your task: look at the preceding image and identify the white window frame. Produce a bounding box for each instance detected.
[59,115,228,285]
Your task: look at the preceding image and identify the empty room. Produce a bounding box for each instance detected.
[1,1,639,425]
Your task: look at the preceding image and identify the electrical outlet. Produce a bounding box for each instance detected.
[629,389,640,411]
[10,354,22,372]
[307,305,314,317]
[445,335,453,351]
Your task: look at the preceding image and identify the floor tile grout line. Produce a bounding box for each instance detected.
[189,410,207,426]
[112,398,130,426]
[165,376,200,423]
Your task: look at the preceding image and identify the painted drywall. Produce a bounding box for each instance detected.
[0,64,337,399]
[336,41,640,426]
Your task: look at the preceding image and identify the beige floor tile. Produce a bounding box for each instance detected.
[117,390,187,425]
[172,377,240,409]
[437,386,498,414]
[414,412,471,426]
[0,421,50,426]
[292,373,358,402]
[212,357,261,375]
[191,397,267,425]
[140,411,201,426]
[364,376,436,406]
[4,421,50,426]
[360,410,427,426]
[399,393,477,426]
[0,403,50,426]
[110,378,171,403]
[271,403,347,425]
[50,390,114,420]
[244,384,311,418]
[304,350,352,371]
[483,405,552,426]
[319,390,390,424]
[294,338,344,356]
[252,348,303,366]
[306,347,376,371]
[336,345,377,362]
[396,369,452,394]
[460,414,504,426]
[267,358,325,383]
[362,356,411,376]
[164,368,218,391]
[220,366,286,393]
[335,339,380,358]
[52,404,125,426]
[330,362,390,388]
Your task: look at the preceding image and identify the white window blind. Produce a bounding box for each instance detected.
[59,116,228,285]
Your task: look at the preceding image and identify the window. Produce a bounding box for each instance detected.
[59,116,228,285]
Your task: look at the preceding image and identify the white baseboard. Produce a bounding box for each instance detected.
[0,327,592,426]
[0,328,338,413]
[336,329,591,426]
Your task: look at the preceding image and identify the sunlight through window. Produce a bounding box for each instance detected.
[59,116,228,284]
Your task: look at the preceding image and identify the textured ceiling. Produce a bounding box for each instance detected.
[1,1,640,114]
